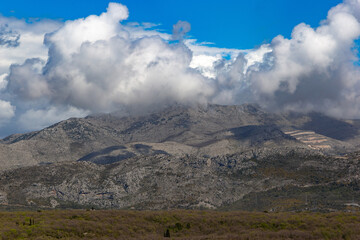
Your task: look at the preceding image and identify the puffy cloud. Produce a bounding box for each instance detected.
[0,16,61,134]
[3,0,360,136]
[7,3,213,114]
[44,3,128,58]
[0,24,20,48]
[0,16,61,92]
[0,17,61,74]
[171,20,191,41]
[7,58,49,100]
[217,0,360,118]
[190,54,220,79]
[0,100,15,125]
[187,40,246,79]
[0,73,8,90]
[123,22,170,41]
[17,106,89,131]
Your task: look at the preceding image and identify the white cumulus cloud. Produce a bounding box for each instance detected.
[0,100,15,125]
[218,0,360,118]
[7,3,213,114]
[2,0,360,136]
[18,106,89,131]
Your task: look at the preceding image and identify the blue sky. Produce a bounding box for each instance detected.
[0,0,342,49]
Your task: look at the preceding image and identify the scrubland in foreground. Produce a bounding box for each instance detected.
[0,210,359,239]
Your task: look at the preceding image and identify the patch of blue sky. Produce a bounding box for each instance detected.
[0,0,342,49]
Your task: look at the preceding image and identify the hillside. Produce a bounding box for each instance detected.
[0,104,359,211]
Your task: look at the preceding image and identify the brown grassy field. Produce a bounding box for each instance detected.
[0,209,359,239]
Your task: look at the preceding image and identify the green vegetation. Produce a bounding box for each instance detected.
[220,184,360,212]
[0,210,359,239]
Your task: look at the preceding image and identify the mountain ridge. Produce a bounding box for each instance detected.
[0,103,359,211]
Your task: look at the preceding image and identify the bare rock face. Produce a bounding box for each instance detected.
[0,103,359,211]
[0,150,359,211]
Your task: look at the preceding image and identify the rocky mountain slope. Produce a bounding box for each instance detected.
[0,150,359,211]
[0,103,359,211]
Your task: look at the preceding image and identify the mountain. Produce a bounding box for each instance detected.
[0,104,359,211]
